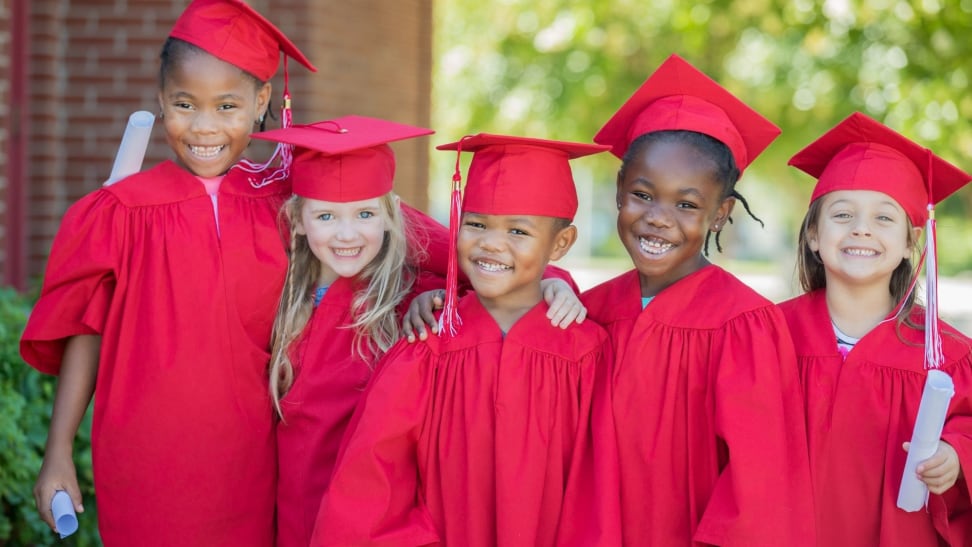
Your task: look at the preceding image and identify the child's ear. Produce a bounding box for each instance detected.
[807,226,819,252]
[256,81,272,120]
[907,225,924,257]
[615,170,624,209]
[709,196,736,232]
[549,224,578,261]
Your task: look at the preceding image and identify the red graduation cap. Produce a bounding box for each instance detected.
[251,115,434,201]
[788,112,971,226]
[594,54,780,173]
[169,0,316,81]
[436,134,609,221]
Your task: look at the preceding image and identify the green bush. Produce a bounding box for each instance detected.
[0,287,100,546]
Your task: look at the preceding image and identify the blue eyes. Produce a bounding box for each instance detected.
[315,211,376,222]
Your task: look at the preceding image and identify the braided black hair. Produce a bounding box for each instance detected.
[158,38,275,131]
[619,130,764,256]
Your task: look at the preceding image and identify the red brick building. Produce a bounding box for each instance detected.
[1,0,434,290]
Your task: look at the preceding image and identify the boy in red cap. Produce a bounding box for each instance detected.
[781,112,972,546]
[583,54,815,545]
[311,135,612,546]
[22,1,314,544]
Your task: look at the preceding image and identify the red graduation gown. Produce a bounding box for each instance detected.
[779,290,972,546]
[311,294,610,546]
[275,271,446,547]
[20,161,288,546]
[582,266,816,546]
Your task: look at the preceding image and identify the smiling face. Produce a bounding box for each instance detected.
[457,212,575,316]
[616,138,734,297]
[158,49,270,178]
[808,189,918,290]
[296,197,388,286]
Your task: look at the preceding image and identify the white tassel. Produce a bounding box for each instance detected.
[924,205,944,370]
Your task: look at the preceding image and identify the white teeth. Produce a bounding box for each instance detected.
[189,145,224,158]
[332,248,361,257]
[476,260,511,272]
[844,248,877,256]
[639,236,673,255]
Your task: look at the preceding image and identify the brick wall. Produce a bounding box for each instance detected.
[14,0,432,284]
[0,2,9,277]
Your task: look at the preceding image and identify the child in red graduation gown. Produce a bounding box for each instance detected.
[781,112,972,546]
[582,54,816,546]
[311,135,612,546]
[253,116,454,547]
[20,1,316,544]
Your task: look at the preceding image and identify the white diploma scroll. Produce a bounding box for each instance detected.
[104,110,155,186]
[897,369,955,512]
[51,490,78,538]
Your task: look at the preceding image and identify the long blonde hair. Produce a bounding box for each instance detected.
[269,193,414,417]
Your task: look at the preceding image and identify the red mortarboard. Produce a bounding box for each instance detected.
[436,134,609,221]
[594,54,780,173]
[788,112,971,226]
[251,115,433,201]
[169,0,316,81]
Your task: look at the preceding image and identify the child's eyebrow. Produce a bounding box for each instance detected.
[677,187,705,200]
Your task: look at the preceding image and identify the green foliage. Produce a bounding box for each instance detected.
[432,0,972,274]
[0,288,99,546]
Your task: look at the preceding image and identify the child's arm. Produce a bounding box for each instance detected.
[33,334,99,533]
[907,440,962,494]
[401,278,587,342]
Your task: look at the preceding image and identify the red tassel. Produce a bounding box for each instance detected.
[438,138,470,337]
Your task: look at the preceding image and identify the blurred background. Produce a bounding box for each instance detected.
[0,1,971,542]
[430,0,972,331]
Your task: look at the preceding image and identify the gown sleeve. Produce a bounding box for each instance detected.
[20,191,125,374]
[556,337,622,546]
[693,306,816,547]
[934,343,972,545]
[311,340,441,547]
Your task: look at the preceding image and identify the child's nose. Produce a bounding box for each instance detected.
[642,203,673,227]
[478,230,503,251]
[335,219,357,240]
[190,110,219,134]
[851,218,873,236]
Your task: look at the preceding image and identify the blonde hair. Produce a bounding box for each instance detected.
[269,193,414,417]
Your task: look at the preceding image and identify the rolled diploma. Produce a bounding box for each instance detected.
[897,369,954,511]
[104,110,155,185]
[51,490,78,538]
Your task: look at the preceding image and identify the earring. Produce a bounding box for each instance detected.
[616,201,622,210]
[256,113,266,124]
[158,110,164,120]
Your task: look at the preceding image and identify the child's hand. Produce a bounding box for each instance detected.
[33,454,84,533]
[541,278,587,329]
[402,290,444,342]
[904,440,962,494]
